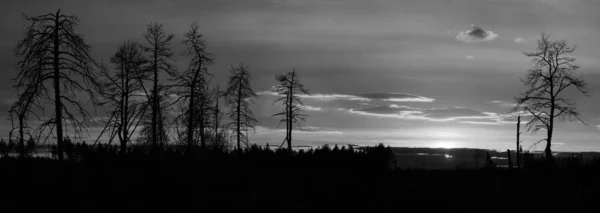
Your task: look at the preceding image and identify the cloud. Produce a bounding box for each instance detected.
[466,56,474,59]
[456,25,498,43]
[255,125,342,134]
[514,37,525,43]
[487,100,518,107]
[257,91,370,101]
[347,104,524,124]
[300,105,323,111]
[358,93,435,102]
[258,91,435,103]
[299,126,343,134]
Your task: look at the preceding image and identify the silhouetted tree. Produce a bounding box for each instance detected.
[0,138,8,157]
[211,85,225,149]
[178,23,213,153]
[272,69,309,152]
[8,82,40,157]
[224,63,257,154]
[99,41,148,155]
[516,115,522,169]
[14,9,102,161]
[513,33,588,161]
[138,87,173,147]
[143,22,176,152]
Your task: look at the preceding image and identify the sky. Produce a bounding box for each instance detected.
[0,0,599,152]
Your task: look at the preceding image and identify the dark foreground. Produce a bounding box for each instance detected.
[1,147,600,212]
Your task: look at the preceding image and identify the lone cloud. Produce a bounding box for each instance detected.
[456,25,498,43]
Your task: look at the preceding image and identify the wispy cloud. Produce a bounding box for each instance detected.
[299,126,343,134]
[300,105,323,111]
[487,100,518,107]
[258,91,435,103]
[256,125,343,134]
[456,25,498,43]
[347,104,524,125]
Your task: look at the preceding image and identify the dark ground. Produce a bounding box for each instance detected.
[1,146,600,212]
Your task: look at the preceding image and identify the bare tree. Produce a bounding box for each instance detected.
[272,69,309,152]
[138,87,173,148]
[224,63,258,154]
[516,115,522,169]
[99,41,149,155]
[13,9,102,161]
[513,33,588,161]
[211,85,224,149]
[9,83,40,157]
[179,23,213,153]
[143,22,176,151]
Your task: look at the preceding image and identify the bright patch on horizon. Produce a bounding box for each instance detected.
[432,140,459,149]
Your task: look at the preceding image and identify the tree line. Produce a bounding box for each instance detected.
[9,9,311,160]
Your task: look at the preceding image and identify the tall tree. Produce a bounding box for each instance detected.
[516,115,521,169]
[99,41,148,155]
[224,63,257,154]
[14,9,102,161]
[179,23,213,153]
[513,33,588,161]
[272,69,309,152]
[143,22,176,151]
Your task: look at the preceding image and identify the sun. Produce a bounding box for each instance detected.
[432,140,458,149]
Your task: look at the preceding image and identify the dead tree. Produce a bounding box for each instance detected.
[143,22,176,151]
[9,83,41,157]
[99,41,149,155]
[14,9,102,161]
[179,23,213,153]
[224,63,257,154]
[513,33,588,162]
[516,115,522,169]
[272,69,309,152]
[212,85,224,148]
[138,87,173,148]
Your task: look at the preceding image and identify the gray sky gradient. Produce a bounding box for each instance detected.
[1,0,599,151]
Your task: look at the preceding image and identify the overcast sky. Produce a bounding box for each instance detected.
[1,0,599,151]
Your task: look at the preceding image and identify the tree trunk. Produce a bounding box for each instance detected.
[507,149,512,169]
[53,10,64,162]
[287,101,292,152]
[547,100,555,163]
[236,82,242,155]
[516,115,521,169]
[119,64,127,156]
[187,82,194,153]
[214,90,219,147]
[19,116,25,158]
[286,73,294,152]
[200,95,206,151]
[151,39,158,153]
[546,129,553,161]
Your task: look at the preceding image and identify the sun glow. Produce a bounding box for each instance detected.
[430,129,462,139]
[432,140,458,149]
